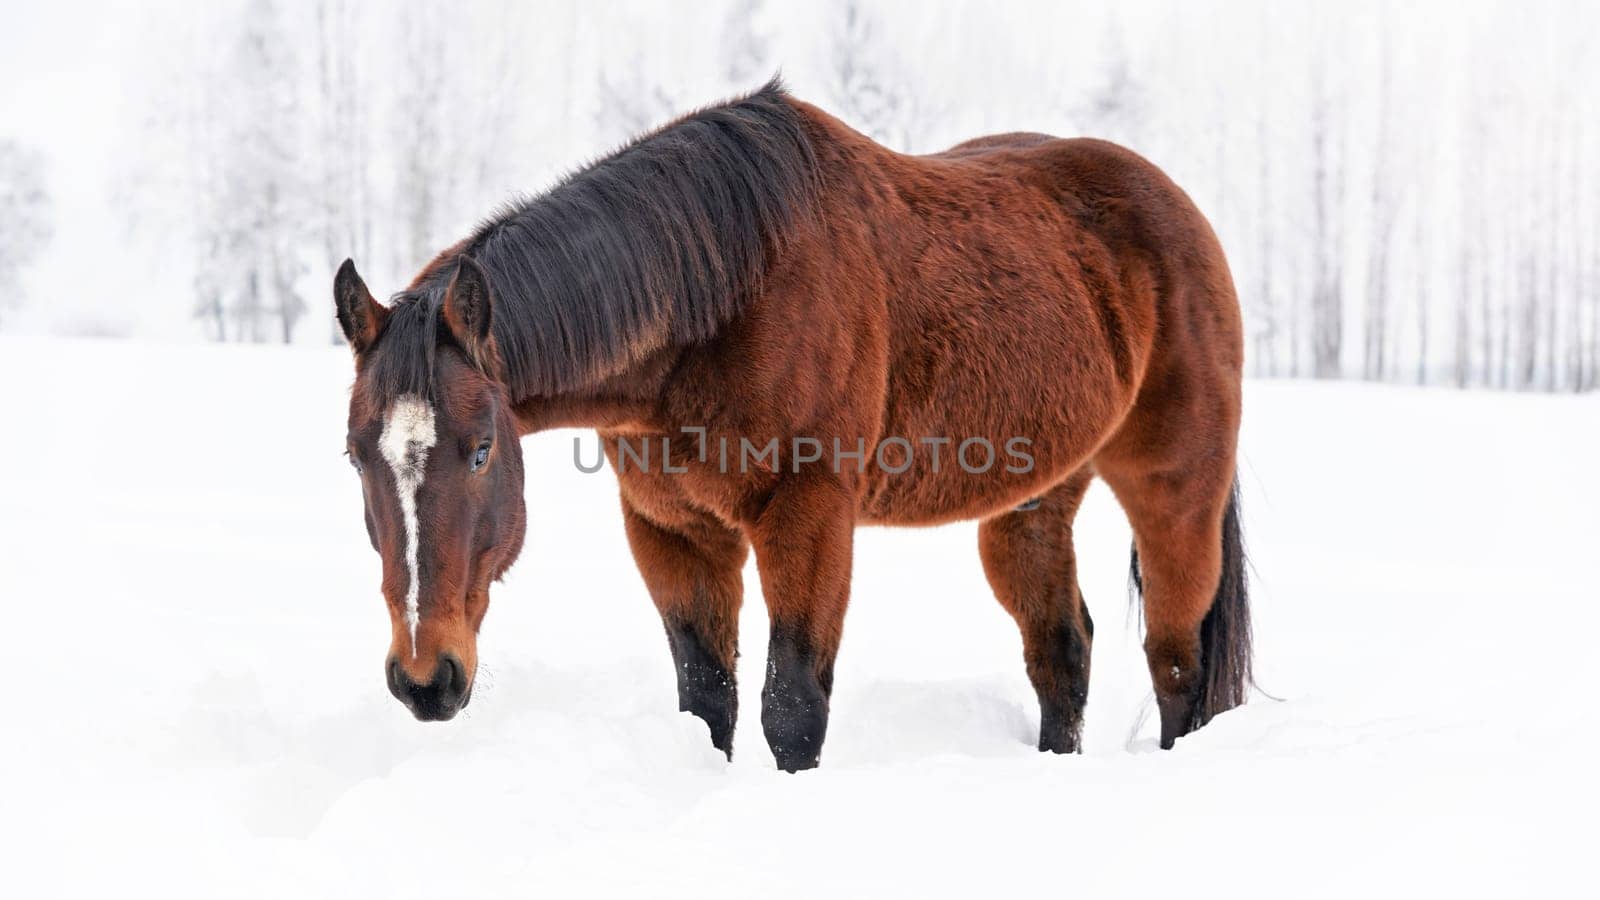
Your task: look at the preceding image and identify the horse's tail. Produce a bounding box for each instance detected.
[1129,477,1252,732]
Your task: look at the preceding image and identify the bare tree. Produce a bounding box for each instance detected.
[1411,197,1430,386]
[1564,120,1584,390]
[314,0,373,343]
[0,139,54,327]
[1362,26,1401,382]
[1308,29,1347,379]
[1589,212,1600,392]
[1452,152,1475,389]
[223,0,310,343]
[1252,98,1280,377]
[390,1,529,275]
[1589,106,1600,391]
[189,69,235,343]
[392,2,452,275]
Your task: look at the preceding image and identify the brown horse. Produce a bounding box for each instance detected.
[333,79,1250,771]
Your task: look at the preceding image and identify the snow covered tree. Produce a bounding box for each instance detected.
[391,2,453,279]
[825,0,919,150]
[216,0,311,344]
[0,140,53,327]
[1361,27,1401,382]
[1075,21,1146,150]
[390,1,530,275]
[595,67,679,141]
[1307,23,1347,380]
[84,0,1597,392]
[314,0,374,343]
[721,0,771,90]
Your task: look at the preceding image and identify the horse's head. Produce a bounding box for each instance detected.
[333,257,526,721]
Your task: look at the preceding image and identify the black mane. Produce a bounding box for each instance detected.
[367,78,820,404]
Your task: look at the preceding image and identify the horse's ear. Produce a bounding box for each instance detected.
[333,259,387,356]
[442,256,500,375]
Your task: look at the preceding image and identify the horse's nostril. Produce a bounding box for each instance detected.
[387,653,469,720]
[441,653,469,697]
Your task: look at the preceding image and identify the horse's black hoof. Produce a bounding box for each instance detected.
[667,622,738,758]
[774,750,820,772]
[761,630,831,773]
[1037,729,1082,754]
[1037,692,1086,754]
[679,702,734,758]
[1037,731,1082,754]
[691,709,735,760]
[1156,688,1199,750]
[763,717,825,772]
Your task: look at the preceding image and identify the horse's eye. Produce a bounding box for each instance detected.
[472,441,492,472]
[347,452,362,474]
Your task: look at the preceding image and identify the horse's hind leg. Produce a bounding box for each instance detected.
[978,469,1096,753]
[620,498,748,758]
[1096,438,1244,749]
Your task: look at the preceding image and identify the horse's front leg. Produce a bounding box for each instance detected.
[620,499,748,758]
[748,472,856,772]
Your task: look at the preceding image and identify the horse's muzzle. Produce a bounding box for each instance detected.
[387,653,472,721]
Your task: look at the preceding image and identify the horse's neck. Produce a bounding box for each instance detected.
[508,343,679,435]
[511,391,658,434]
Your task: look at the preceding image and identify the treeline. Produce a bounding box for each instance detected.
[0,139,52,327]
[124,0,1597,392]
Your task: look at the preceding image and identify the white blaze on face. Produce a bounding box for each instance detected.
[379,394,438,658]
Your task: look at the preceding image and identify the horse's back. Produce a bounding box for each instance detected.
[929,131,1245,428]
[722,102,1241,525]
[933,131,1058,157]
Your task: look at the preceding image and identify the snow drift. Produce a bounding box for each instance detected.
[1,336,1592,896]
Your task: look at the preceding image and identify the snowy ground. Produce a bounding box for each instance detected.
[2,335,1594,897]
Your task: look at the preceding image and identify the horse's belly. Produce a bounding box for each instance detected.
[857,353,1130,525]
[856,446,1086,525]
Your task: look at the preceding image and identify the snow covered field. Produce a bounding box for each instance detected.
[2,335,1594,897]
